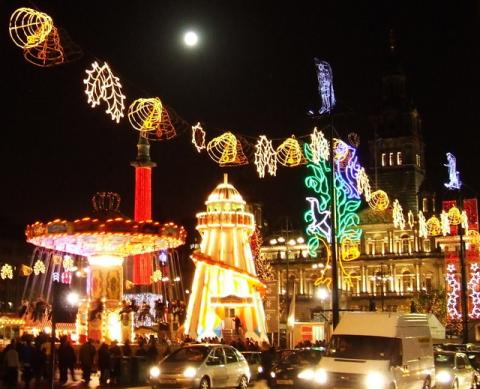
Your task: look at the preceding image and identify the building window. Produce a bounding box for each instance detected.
[396,152,403,165]
[422,197,428,213]
[389,152,394,166]
[416,154,421,167]
[402,270,413,292]
[381,153,386,167]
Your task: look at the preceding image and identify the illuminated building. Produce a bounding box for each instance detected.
[184,175,268,342]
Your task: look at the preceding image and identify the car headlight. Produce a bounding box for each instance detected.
[270,371,276,378]
[364,371,386,387]
[149,366,160,378]
[257,366,263,373]
[298,368,315,380]
[183,367,197,378]
[314,369,328,384]
[436,370,452,383]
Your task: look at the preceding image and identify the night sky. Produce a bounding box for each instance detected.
[1,1,479,245]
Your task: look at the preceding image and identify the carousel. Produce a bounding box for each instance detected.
[24,192,186,342]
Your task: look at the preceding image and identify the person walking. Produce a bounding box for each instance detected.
[98,342,111,385]
[79,339,96,384]
[4,340,20,389]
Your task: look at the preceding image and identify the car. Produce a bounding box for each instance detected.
[241,351,263,381]
[441,343,479,353]
[434,350,479,388]
[148,343,251,388]
[271,348,323,387]
[467,351,480,373]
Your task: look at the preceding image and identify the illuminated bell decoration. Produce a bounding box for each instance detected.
[151,270,162,283]
[9,8,53,49]
[33,259,46,275]
[426,215,442,236]
[152,106,176,141]
[128,98,163,132]
[1,264,13,280]
[207,132,248,167]
[254,135,277,178]
[24,26,64,67]
[468,230,480,245]
[310,127,329,164]
[448,206,462,226]
[276,135,305,167]
[192,122,206,152]
[368,190,389,211]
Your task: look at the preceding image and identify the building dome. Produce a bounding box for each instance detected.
[205,174,246,210]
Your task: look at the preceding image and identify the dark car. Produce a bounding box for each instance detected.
[271,348,323,387]
[241,351,262,381]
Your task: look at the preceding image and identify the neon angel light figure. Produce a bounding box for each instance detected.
[314,58,336,114]
[444,152,462,190]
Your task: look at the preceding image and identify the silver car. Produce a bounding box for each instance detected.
[149,343,251,388]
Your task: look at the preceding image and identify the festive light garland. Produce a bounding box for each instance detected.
[191,122,206,153]
[254,136,277,178]
[33,259,46,275]
[444,152,462,190]
[440,210,451,236]
[446,262,462,320]
[0,264,13,280]
[9,8,53,49]
[468,263,480,319]
[24,26,64,67]
[392,199,406,230]
[276,135,305,167]
[207,131,248,166]
[426,215,442,236]
[368,190,389,211]
[418,211,428,238]
[83,61,126,123]
[128,97,163,132]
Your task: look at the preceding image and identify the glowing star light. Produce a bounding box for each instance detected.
[254,136,277,178]
[446,262,462,320]
[314,58,336,114]
[33,259,46,275]
[191,122,206,153]
[309,127,329,164]
[1,264,13,280]
[84,61,126,123]
[276,135,305,167]
[468,263,480,319]
[392,199,406,230]
[9,8,53,49]
[444,152,462,190]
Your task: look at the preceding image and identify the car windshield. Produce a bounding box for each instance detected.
[164,346,210,363]
[242,353,260,363]
[278,349,322,364]
[326,335,401,361]
[434,353,455,368]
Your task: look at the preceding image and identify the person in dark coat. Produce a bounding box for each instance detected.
[98,342,111,385]
[122,339,132,357]
[109,340,122,385]
[58,337,76,384]
[21,340,35,388]
[79,339,96,383]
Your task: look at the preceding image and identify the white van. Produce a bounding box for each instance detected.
[298,312,435,388]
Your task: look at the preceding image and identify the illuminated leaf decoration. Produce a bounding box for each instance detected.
[84,61,126,123]
[426,215,442,236]
[0,264,13,280]
[276,135,305,167]
[440,210,450,236]
[392,199,405,230]
[448,206,461,226]
[310,127,329,164]
[63,256,74,272]
[418,211,428,238]
[207,132,248,166]
[128,97,163,132]
[24,26,64,67]
[356,167,371,202]
[254,135,277,178]
[33,259,46,275]
[192,122,206,152]
[9,8,53,49]
[368,190,389,211]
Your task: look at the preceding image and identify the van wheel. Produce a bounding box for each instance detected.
[199,377,210,389]
[238,375,248,389]
[422,376,431,389]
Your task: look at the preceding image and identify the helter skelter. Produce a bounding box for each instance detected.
[184,175,268,342]
[25,192,186,342]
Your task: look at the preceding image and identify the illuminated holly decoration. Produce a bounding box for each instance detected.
[151,270,163,283]
[128,97,163,132]
[63,255,74,272]
[84,61,126,123]
[310,127,329,164]
[207,132,248,166]
[469,230,480,246]
[440,210,450,236]
[368,190,389,211]
[0,264,13,280]
[468,263,480,319]
[426,215,442,236]
[418,211,428,238]
[444,152,462,190]
[356,168,372,202]
[254,136,277,178]
[9,8,53,49]
[192,122,206,153]
[392,199,406,230]
[407,211,414,229]
[24,26,64,67]
[276,135,305,167]
[33,259,46,275]
[314,58,336,114]
[446,263,462,320]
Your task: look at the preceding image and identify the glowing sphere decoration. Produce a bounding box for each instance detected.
[128,98,163,132]
[368,190,389,211]
[276,135,305,167]
[207,132,248,166]
[24,26,64,67]
[9,8,53,49]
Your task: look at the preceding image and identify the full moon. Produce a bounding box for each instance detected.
[183,31,199,47]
